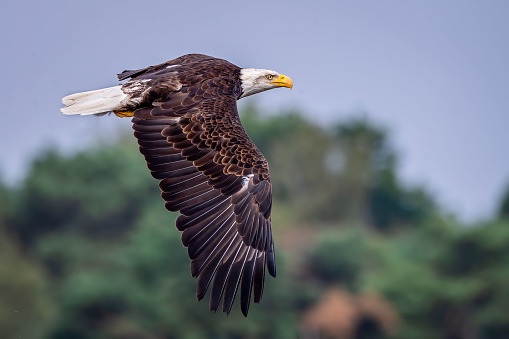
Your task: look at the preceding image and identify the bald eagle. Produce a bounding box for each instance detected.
[60,54,293,316]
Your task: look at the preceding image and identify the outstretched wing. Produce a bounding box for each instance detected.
[131,82,276,316]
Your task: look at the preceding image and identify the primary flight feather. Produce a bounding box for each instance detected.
[60,54,293,316]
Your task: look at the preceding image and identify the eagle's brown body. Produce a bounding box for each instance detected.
[61,54,293,316]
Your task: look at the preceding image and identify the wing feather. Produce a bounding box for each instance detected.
[130,72,275,316]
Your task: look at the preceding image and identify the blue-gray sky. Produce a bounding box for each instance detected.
[1,1,508,222]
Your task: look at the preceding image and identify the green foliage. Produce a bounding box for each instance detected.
[308,230,367,288]
[0,182,10,221]
[1,107,509,338]
[361,219,509,339]
[498,183,509,219]
[0,228,55,338]
[369,169,435,230]
[9,139,159,245]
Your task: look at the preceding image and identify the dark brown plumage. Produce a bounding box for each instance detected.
[61,54,293,316]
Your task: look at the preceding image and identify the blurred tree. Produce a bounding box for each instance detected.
[307,230,366,289]
[0,227,55,338]
[327,117,435,229]
[498,183,509,219]
[365,218,509,339]
[0,181,9,222]
[2,106,507,339]
[333,118,390,220]
[368,168,435,231]
[9,139,160,245]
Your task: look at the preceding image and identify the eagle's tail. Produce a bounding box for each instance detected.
[60,85,127,116]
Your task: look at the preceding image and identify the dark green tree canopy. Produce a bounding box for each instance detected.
[1,107,508,339]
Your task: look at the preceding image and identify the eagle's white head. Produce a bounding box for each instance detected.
[239,68,293,99]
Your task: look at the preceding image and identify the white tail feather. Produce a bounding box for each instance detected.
[60,85,127,116]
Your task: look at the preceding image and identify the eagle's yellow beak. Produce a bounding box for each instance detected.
[270,74,293,89]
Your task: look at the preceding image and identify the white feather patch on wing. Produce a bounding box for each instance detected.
[242,174,254,186]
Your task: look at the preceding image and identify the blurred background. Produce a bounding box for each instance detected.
[1,1,509,338]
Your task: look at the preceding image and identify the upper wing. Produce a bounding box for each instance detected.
[131,84,276,316]
[118,54,217,81]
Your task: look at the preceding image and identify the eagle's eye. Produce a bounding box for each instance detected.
[265,74,274,80]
